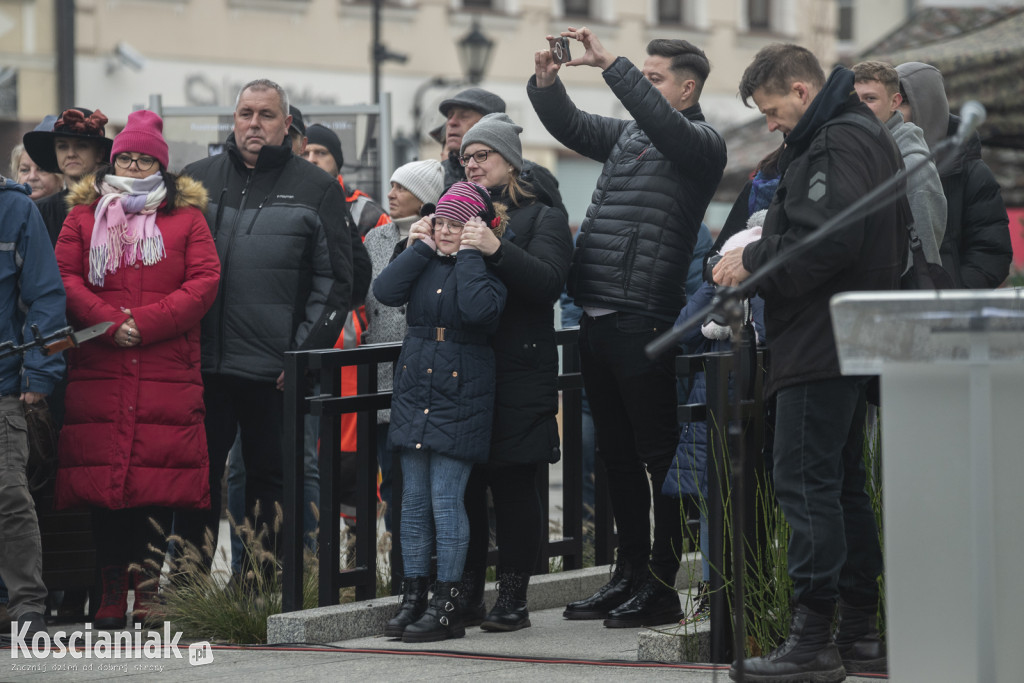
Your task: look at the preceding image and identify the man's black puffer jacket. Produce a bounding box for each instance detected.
[528,57,727,322]
[184,135,354,382]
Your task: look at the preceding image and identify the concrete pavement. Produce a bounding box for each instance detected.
[4,602,883,682]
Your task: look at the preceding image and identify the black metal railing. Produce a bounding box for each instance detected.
[281,331,770,666]
[280,327,617,612]
[676,347,770,663]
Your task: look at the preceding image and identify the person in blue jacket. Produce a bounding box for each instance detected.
[665,219,767,624]
[0,176,66,645]
[375,181,508,644]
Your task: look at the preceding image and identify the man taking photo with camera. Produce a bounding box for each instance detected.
[528,27,726,628]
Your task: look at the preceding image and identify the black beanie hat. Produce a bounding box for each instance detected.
[305,124,343,170]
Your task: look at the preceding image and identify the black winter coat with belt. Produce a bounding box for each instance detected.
[484,186,573,465]
[374,239,507,463]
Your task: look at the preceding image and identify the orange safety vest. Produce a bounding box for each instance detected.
[332,306,367,452]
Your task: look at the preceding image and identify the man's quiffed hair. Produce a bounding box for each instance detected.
[647,39,711,95]
[738,44,825,107]
[851,61,900,97]
[235,78,290,117]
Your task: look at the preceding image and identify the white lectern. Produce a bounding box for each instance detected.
[831,290,1024,683]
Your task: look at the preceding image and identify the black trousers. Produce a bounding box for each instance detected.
[93,506,172,572]
[772,376,882,613]
[172,374,284,563]
[579,312,683,581]
[464,462,543,575]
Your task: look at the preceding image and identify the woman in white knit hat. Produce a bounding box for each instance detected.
[363,159,445,529]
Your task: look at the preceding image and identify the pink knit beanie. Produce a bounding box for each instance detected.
[434,181,494,225]
[111,110,169,169]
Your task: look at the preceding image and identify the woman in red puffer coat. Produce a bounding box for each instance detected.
[54,110,220,629]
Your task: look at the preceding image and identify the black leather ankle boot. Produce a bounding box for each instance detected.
[730,603,846,683]
[481,570,530,632]
[402,581,465,643]
[563,560,638,620]
[384,576,429,638]
[603,573,681,628]
[835,599,887,674]
[458,569,486,627]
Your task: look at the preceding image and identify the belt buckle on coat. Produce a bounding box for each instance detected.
[435,327,446,342]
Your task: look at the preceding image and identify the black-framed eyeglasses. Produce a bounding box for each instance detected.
[114,154,158,171]
[458,149,494,167]
[432,217,465,233]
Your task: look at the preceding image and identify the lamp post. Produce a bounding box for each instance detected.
[407,20,495,162]
[371,0,408,106]
[56,0,76,110]
[457,19,494,86]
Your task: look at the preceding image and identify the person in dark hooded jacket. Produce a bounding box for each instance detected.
[715,45,905,681]
[895,61,1011,289]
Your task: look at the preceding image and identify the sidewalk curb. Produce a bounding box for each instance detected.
[267,557,703,645]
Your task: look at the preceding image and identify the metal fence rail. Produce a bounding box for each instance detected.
[281,329,770,666]
[676,347,770,663]
[280,327,617,612]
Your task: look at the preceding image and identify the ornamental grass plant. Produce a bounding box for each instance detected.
[662,406,886,658]
[138,502,391,644]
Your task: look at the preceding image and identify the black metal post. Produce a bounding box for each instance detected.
[371,0,382,106]
[353,362,378,601]
[557,328,584,571]
[706,352,732,663]
[282,351,308,613]
[317,354,342,607]
[56,0,76,110]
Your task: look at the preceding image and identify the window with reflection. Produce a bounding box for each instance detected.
[564,0,590,18]
[838,0,854,41]
[748,0,771,30]
[658,0,682,24]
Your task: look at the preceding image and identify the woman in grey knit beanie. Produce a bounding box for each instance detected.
[459,113,533,207]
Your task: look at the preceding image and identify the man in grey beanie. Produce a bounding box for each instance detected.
[438,88,567,217]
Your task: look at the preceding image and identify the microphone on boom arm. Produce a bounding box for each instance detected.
[954,100,986,145]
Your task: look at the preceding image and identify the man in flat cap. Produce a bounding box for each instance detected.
[439,87,566,217]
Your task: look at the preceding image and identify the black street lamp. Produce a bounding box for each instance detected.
[457,19,495,86]
[403,19,495,163]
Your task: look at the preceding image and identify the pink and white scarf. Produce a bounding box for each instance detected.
[89,173,167,286]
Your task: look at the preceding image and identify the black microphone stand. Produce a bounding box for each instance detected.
[645,119,973,681]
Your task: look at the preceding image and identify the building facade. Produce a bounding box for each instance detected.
[3,0,842,224]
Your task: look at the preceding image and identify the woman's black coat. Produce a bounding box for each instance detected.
[485,187,573,465]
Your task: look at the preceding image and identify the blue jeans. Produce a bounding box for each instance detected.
[399,449,473,583]
[579,312,682,580]
[772,376,883,612]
